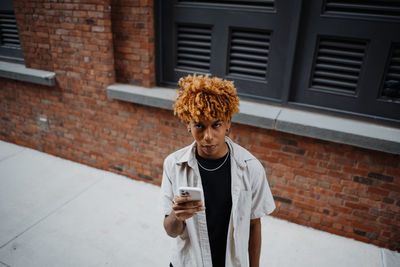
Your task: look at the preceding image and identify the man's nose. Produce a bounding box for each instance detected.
[204,127,213,141]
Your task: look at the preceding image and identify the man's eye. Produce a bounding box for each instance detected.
[194,124,203,128]
[213,123,221,128]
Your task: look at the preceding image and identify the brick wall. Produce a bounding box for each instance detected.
[0,0,399,252]
[230,125,400,250]
[15,0,53,71]
[111,0,155,87]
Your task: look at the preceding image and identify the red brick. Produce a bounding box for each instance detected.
[386,167,400,177]
[293,201,316,211]
[274,184,297,194]
[381,183,400,193]
[331,184,342,192]
[367,187,390,196]
[342,166,369,177]
[351,222,377,233]
[345,202,369,211]
[281,159,304,168]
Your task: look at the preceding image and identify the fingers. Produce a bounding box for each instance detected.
[172,196,205,221]
[173,195,193,205]
[173,199,203,209]
[174,206,205,221]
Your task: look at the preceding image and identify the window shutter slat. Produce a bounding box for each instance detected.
[314,70,359,82]
[176,53,210,61]
[313,78,357,89]
[230,45,269,55]
[177,47,210,54]
[229,66,267,76]
[317,56,363,67]
[315,63,360,74]
[230,59,267,69]
[177,40,211,48]
[231,38,269,48]
[230,52,267,62]
[318,48,364,59]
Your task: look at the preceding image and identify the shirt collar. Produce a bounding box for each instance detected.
[176,136,254,169]
[176,140,197,167]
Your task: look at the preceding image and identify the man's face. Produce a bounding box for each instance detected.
[188,118,231,159]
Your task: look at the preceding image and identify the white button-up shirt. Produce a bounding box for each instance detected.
[161,137,276,267]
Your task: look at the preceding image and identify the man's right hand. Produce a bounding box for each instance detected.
[172,195,205,221]
[163,196,205,237]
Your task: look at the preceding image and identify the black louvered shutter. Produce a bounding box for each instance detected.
[0,0,23,63]
[176,25,212,72]
[228,29,270,79]
[311,37,367,94]
[159,0,300,102]
[290,0,400,122]
[381,44,400,100]
[0,11,20,47]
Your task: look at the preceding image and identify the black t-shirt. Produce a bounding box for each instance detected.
[196,149,232,267]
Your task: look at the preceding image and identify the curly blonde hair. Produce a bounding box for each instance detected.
[173,74,240,122]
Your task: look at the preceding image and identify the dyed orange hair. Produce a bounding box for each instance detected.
[173,74,240,122]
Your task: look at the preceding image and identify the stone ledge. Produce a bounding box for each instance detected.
[0,61,56,86]
[107,83,400,155]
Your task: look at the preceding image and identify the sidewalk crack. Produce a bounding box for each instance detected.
[274,109,283,129]
[0,148,26,163]
[381,248,386,267]
[0,260,11,267]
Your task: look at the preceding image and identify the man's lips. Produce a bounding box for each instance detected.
[201,144,216,150]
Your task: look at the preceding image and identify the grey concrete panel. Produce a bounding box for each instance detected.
[0,62,55,86]
[383,249,400,267]
[276,109,400,154]
[107,83,176,111]
[0,141,25,162]
[232,100,279,129]
[260,216,383,267]
[0,170,170,267]
[0,148,103,247]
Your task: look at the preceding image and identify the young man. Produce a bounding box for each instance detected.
[161,75,275,267]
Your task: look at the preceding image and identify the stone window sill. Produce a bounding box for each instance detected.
[0,61,55,86]
[107,83,400,155]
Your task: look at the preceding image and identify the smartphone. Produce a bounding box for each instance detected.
[178,186,203,201]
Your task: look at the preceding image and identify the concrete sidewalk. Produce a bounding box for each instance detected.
[0,140,399,267]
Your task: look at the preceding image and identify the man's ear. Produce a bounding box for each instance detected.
[225,119,232,135]
[185,121,191,133]
[226,119,231,129]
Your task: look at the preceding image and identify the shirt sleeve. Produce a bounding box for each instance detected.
[249,159,276,219]
[160,157,174,217]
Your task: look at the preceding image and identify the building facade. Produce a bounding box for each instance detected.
[0,0,399,251]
